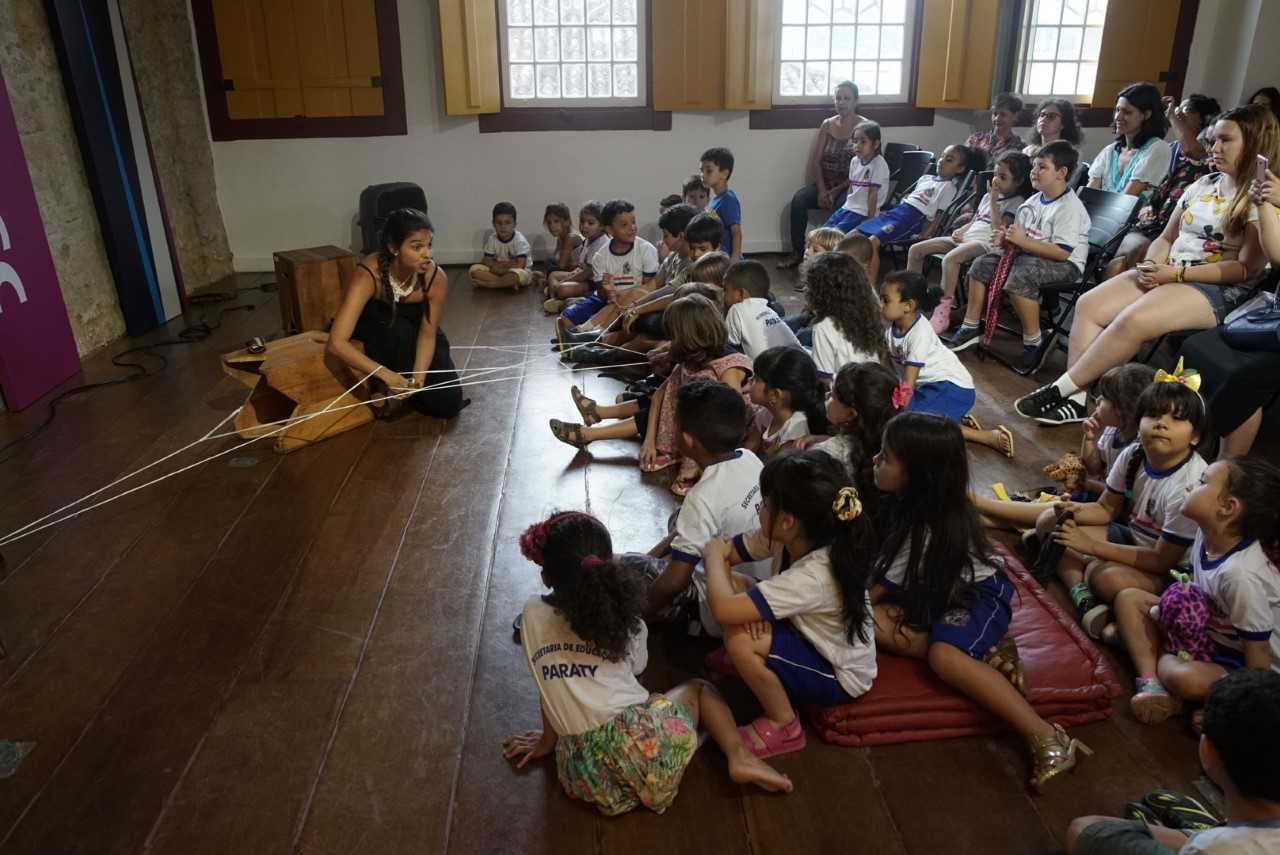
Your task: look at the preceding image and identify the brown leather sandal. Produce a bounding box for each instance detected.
[570,385,601,425]
[549,419,588,449]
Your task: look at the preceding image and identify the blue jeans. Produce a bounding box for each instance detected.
[789,183,848,254]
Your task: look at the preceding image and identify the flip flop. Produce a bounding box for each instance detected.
[671,471,700,498]
[548,419,588,450]
[570,385,601,425]
[737,716,806,759]
[640,454,679,473]
[993,425,1016,459]
[961,414,984,431]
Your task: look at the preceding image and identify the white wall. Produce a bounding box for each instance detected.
[208,0,1233,270]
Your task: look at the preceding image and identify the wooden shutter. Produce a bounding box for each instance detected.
[653,0,725,110]
[210,0,385,119]
[914,0,1000,109]
[1092,0,1182,107]
[724,0,777,110]
[437,0,500,115]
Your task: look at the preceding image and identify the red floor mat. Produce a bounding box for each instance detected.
[809,545,1122,746]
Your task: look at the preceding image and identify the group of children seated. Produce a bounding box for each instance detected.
[480,133,1280,846]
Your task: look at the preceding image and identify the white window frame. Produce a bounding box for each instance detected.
[1013,0,1108,104]
[773,0,918,105]
[498,0,648,109]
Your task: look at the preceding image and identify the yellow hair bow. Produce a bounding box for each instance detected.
[832,486,863,522]
[1153,357,1202,393]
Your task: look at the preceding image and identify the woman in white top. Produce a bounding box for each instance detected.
[1088,83,1173,202]
[1016,105,1278,427]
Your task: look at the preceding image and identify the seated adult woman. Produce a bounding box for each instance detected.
[327,208,467,419]
[1022,98,1082,159]
[1249,86,1280,120]
[1015,104,1279,426]
[1087,82,1172,204]
[1103,93,1222,279]
[967,92,1025,162]
[779,80,868,269]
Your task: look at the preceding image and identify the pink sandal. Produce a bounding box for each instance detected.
[737,715,806,759]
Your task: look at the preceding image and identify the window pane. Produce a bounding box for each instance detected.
[808,0,832,24]
[511,63,535,98]
[508,0,532,26]
[807,25,831,59]
[783,0,807,25]
[534,0,558,25]
[856,25,879,58]
[534,27,560,61]
[509,28,534,62]
[781,26,807,60]
[1057,26,1081,60]
[880,25,903,59]
[1053,62,1077,95]
[1082,26,1102,61]
[1031,27,1056,60]
[536,64,561,97]
[586,0,610,24]
[858,0,881,24]
[588,62,611,96]
[878,61,900,96]
[1086,0,1107,26]
[587,26,611,60]
[1036,0,1062,25]
[831,25,855,58]
[805,61,830,95]
[613,0,635,25]
[614,62,637,96]
[563,63,586,96]
[613,26,637,61]
[829,60,852,86]
[780,61,805,95]
[560,0,584,23]
[881,0,905,23]
[1077,62,1097,96]
[854,60,877,94]
[1028,61,1054,94]
[1060,0,1085,25]
[560,26,585,60]
[832,0,856,23]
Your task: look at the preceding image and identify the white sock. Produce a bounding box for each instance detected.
[1052,374,1081,398]
[1023,333,1042,347]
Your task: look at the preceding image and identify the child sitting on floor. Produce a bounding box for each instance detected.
[607,248,730,359]
[544,201,607,312]
[879,271,1013,457]
[683,173,710,211]
[907,150,1032,333]
[1117,456,1280,724]
[806,362,899,516]
[555,199,659,337]
[542,203,582,278]
[950,141,1091,371]
[654,203,698,289]
[655,194,682,260]
[750,346,828,458]
[872,412,1093,792]
[1067,669,1280,855]
[857,143,973,284]
[1046,376,1208,642]
[824,121,890,233]
[705,450,879,758]
[470,202,535,290]
[723,260,800,359]
[784,228,861,343]
[505,510,791,817]
[801,251,891,381]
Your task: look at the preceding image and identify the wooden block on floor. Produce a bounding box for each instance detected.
[273,245,356,335]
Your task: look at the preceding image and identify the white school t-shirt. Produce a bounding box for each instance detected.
[1095,426,1133,476]
[1181,822,1280,854]
[589,237,660,292]
[745,545,877,698]
[811,317,880,380]
[882,530,1001,588]
[520,596,651,736]
[841,155,891,216]
[885,315,974,390]
[726,298,801,359]
[814,434,855,470]
[1089,138,1173,194]
[762,411,809,457]
[483,230,532,267]
[902,174,959,219]
[574,232,610,269]
[1013,189,1092,271]
[1104,446,1206,552]
[964,194,1025,247]
[668,451,772,636]
[1191,533,1280,672]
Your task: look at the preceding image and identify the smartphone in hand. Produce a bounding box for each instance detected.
[1259,154,1270,185]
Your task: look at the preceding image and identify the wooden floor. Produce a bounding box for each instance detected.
[0,264,1206,855]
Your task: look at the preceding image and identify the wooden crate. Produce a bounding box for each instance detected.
[272,245,356,334]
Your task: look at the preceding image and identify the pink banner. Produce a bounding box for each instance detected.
[0,65,81,411]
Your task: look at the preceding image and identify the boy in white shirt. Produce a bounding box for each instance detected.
[723,260,800,359]
[556,198,659,337]
[469,201,535,290]
[951,141,1092,371]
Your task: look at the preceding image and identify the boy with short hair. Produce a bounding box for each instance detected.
[1066,669,1280,855]
[950,140,1090,371]
[723,260,800,359]
[655,203,699,289]
[644,379,771,634]
[685,212,724,260]
[683,174,710,211]
[701,147,742,261]
[557,198,659,335]
[836,232,875,266]
[470,202,535,289]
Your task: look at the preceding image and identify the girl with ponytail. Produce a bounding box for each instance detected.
[504,511,791,816]
[749,346,829,458]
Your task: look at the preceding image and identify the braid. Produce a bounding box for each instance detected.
[376,248,397,325]
[1123,444,1146,512]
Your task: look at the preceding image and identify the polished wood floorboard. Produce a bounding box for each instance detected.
[0,264,1219,854]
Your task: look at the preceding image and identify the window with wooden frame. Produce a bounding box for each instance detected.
[776,0,916,104]
[190,0,406,141]
[1013,0,1108,103]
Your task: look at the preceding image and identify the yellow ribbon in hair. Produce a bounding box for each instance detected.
[833,486,863,521]
[1153,357,1202,393]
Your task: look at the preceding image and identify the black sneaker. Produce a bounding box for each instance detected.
[1014,383,1057,417]
[1021,344,1042,372]
[948,325,982,352]
[1014,384,1088,423]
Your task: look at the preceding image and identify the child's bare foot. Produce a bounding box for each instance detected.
[727,748,794,793]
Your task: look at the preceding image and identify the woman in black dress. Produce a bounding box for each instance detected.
[327,208,467,418]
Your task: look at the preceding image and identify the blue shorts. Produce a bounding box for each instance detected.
[824,208,868,233]
[1212,643,1246,672]
[1108,521,1135,546]
[562,292,607,326]
[754,613,851,706]
[882,572,1015,658]
[906,381,976,423]
[856,203,929,244]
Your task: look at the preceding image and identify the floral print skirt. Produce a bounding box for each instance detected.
[555,694,698,816]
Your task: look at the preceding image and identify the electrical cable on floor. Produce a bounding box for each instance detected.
[0,275,274,465]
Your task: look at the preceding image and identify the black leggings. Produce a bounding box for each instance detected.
[353,300,466,418]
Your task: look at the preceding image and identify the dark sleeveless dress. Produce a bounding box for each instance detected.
[352,263,466,418]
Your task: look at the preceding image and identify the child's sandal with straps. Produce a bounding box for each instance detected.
[549,419,588,449]
[1027,723,1092,793]
[570,385,601,425]
[983,636,1029,697]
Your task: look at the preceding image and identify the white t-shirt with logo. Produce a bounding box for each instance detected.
[811,317,880,380]
[842,155,892,216]
[1104,446,1206,552]
[574,232,610,269]
[1014,189,1092,271]
[1181,822,1280,854]
[589,237,660,293]
[762,411,809,457]
[886,315,974,390]
[902,174,959,219]
[520,596,650,736]
[964,193,1025,247]
[1191,533,1280,672]
[483,230,532,267]
[726,298,801,359]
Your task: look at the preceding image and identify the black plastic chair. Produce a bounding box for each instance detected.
[881,169,978,271]
[886,150,935,206]
[1070,160,1091,192]
[883,142,920,180]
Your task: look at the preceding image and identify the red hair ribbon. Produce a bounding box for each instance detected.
[518,511,602,567]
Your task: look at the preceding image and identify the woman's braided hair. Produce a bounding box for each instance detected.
[376,208,433,325]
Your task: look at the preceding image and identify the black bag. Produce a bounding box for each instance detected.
[358,183,428,254]
[1222,288,1280,352]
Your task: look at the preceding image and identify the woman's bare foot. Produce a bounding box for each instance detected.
[727,748,794,793]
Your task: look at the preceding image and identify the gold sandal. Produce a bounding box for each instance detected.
[1027,724,1093,793]
[984,636,1029,697]
[570,385,601,425]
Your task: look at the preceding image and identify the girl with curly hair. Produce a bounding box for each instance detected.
[504,511,792,816]
[800,251,890,382]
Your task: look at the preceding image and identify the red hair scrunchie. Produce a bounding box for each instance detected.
[518,511,604,567]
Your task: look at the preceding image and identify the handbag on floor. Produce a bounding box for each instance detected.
[1221,282,1280,352]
